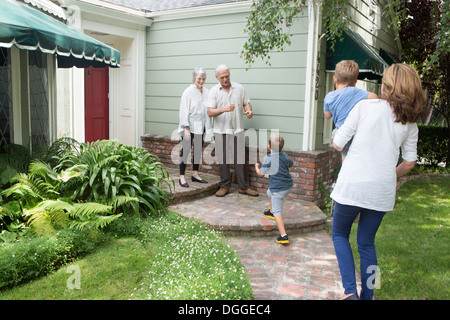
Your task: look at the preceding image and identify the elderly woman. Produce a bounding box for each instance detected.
[331,63,425,300]
[178,67,210,187]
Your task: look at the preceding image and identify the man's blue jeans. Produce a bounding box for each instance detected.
[332,202,386,300]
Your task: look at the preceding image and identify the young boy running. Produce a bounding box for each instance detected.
[255,133,293,245]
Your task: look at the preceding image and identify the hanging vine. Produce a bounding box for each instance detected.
[241,0,305,67]
[241,0,349,67]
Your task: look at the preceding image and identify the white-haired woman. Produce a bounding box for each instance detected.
[178,67,210,187]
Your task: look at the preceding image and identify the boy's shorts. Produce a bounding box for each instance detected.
[267,188,291,216]
[331,128,353,156]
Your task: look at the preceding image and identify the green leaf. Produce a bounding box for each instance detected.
[89,166,100,187]
[104,176,111,197]
[70,202,112,218]
[121,181,143,195]
[57,169,83,182]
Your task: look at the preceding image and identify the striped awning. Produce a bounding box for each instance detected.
[0,0,120,68]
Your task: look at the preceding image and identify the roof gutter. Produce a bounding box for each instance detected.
[58,0,153,26]
[145,0,252,21]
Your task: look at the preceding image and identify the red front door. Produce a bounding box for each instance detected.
[85,66,109,142]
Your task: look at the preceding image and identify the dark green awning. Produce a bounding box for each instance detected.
[380,48,400,66]
[0,0,120,68]
[326,28,388,80]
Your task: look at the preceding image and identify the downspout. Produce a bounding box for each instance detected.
[302,0,320,151]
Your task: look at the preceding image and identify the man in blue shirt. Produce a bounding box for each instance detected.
[255,133,293,244]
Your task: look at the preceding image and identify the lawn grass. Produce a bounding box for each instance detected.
[349,177,450,300]
[0,237,152,300]
[0,211,252,300]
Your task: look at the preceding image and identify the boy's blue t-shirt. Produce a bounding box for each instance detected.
[260,152,293,192]
[324,87,369,128]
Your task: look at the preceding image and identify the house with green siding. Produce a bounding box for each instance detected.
[141,0,396,150]
[54,0,400,204]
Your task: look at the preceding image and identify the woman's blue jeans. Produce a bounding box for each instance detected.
[332,202,385,300]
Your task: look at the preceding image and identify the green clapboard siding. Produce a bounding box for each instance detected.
[145,10,309,149]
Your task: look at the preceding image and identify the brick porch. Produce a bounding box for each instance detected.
[141,134,342,207]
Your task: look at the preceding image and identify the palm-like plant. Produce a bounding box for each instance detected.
[56,140,172,216]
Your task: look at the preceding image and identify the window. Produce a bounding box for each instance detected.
[29,50,50,153]
[0,47,54,153]
[0,47,13,148]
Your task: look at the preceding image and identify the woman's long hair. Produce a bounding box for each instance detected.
[381,63,426,124]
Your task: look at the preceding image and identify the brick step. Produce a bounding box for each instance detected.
[170,190,327,236]
[162,168,221,204]
[163,168,328,237]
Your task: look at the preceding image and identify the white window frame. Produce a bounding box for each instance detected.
[10,46,56,151]
[323,72,334,145]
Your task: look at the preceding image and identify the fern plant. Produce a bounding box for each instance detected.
[24,199,122,236]
[1,160,129,236]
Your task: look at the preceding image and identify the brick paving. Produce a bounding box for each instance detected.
[165,169,345,300]
[228,232,344,300]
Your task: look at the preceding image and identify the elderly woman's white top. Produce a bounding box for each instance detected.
[178,84,210,135]
[331,99,418,212]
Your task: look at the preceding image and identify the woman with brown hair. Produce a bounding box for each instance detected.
[330,63,426,300]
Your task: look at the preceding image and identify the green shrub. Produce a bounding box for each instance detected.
[417,125,448,166]
[57,140,172,216]
[1,138,172,237]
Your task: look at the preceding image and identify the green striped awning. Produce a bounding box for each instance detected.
[326,28,389,80]
[0,0,120,68]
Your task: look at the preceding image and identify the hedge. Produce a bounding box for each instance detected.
[0,229,103,289]
[417,125,448,166]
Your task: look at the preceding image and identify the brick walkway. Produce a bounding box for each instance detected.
[165,169,345,300]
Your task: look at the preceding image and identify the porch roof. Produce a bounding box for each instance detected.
[0,0,120,68]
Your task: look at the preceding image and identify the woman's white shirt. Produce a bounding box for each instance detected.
[331,99,418,212]
[178,84,210,135]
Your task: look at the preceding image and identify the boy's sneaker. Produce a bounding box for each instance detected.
[276,234,289,245]
[263,209,275,220]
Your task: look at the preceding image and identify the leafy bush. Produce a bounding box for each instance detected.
[417,125,448,166]
[1,138,172,237]
[56,140,172,216]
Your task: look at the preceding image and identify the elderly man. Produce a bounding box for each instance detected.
[207,64,258,197]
